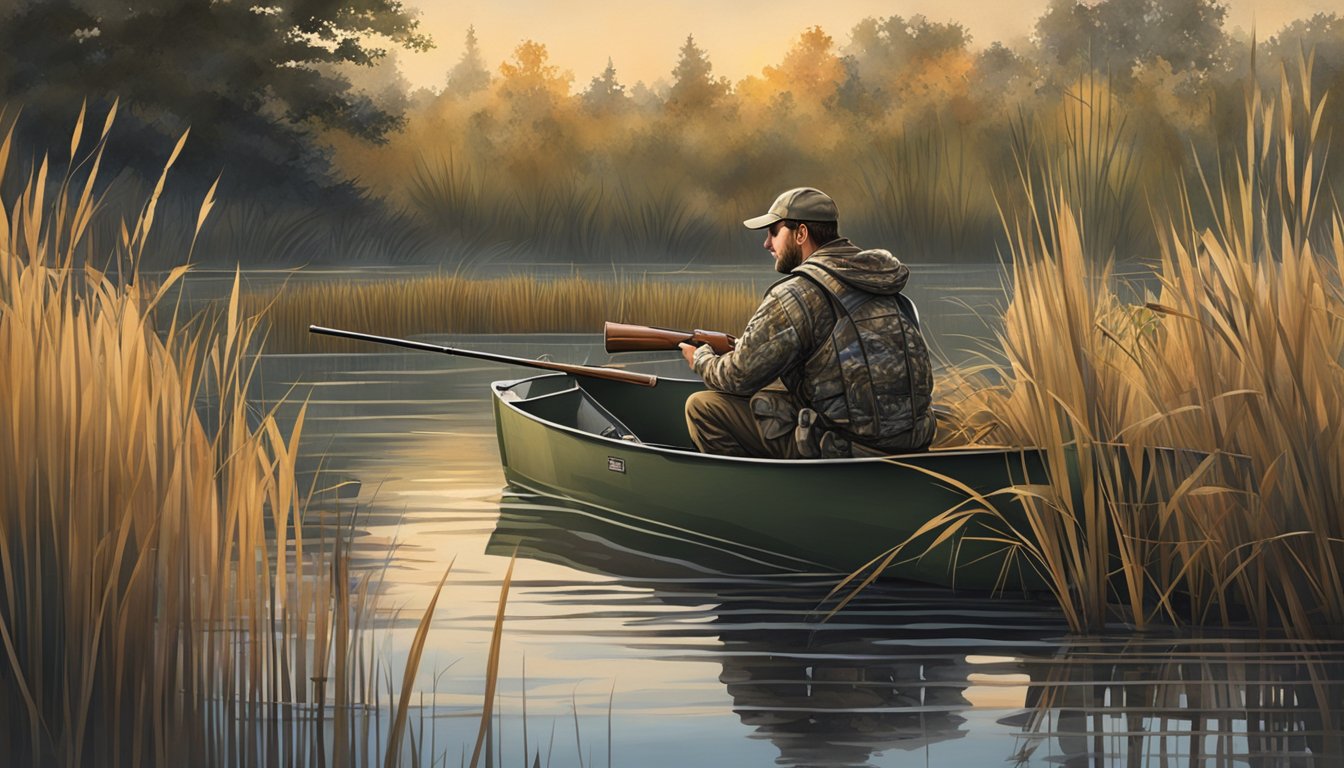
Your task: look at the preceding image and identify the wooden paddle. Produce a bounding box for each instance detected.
[308,325,658,387]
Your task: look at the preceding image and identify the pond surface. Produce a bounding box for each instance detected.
[255,324,1344,768]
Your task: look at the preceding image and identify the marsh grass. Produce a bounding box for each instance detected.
[408,155,734,264]
[856,119,999,262]
[1006,70,1147,264]
[61,173,438,268]
[929,57,1344,636]
[0,106,500,766]
[247,274,763,353]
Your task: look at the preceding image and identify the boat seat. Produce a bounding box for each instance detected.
[600,426,641,443]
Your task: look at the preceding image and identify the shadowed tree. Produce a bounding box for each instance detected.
[0,0,431,200]
[582,57,629,115]
[841,15,972,112]
[492,39,574,164]
[496,39,573,118]
[666,34,729,115]
[446,25,491,97]
[1265,13,1344,110]
[1034,0,1228,86]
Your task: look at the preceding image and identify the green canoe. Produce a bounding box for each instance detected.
[491,372,1062,592]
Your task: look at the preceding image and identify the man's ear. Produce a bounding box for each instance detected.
[795,223,809,244]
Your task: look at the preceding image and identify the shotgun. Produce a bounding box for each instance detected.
[310,325,658,386]
[604,322,736,355]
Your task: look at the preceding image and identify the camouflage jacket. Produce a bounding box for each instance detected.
[693,239,935,452]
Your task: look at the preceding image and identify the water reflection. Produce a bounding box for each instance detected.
[487,492,1344,767]
[1012,639,1344,767]
[488,492,1061,766]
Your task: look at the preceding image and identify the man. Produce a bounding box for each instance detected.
[678,187,935,458]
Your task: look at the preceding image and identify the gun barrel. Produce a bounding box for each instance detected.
[310,325,657,387]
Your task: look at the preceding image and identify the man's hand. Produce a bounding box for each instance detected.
[679,342,698,369]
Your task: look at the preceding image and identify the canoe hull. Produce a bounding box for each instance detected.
[491,374,1051,591]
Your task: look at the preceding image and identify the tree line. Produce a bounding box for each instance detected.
[2,0,1341,264]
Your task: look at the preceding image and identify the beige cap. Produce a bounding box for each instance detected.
[743,187,838,229]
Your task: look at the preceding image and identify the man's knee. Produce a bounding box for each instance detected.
[685,390,752,455]
[685,390,727,440]
[685,390,725,421]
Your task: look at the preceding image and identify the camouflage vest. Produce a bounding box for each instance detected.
[783,261,935,451]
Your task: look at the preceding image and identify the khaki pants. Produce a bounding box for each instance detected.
[684,388,804,459]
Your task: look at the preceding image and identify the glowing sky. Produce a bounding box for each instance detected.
[396,0,1340,91]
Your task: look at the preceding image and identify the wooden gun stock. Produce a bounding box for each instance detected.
[604,322,736,355]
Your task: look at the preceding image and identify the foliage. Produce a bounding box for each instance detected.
[933,59,1344,637]
[583,58,629,116]
[333,12,1344,265]
[446,25,492,97]
[0,106,511,768]
[0,0,429,200]
[1034,0,1228,85]
[6,4,1342,266]
[666,34,730,116]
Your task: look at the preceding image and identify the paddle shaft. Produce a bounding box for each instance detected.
[308,326,658,387]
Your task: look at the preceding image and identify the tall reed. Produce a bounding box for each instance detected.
[935,57,1344,636]
[1005,69,1146,263]
[0,107,449,766]
[855,119,998,262]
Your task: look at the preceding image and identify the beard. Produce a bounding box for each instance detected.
[773,236,805,274]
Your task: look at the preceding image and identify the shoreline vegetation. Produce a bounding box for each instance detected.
[248,274,761,354]
[0,110,505,767]
[898,58,1344,636]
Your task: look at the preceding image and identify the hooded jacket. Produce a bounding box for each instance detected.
[692,238,935,452]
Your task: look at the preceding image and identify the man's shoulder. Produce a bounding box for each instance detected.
[765,272,828,302]
[760,273,833,336]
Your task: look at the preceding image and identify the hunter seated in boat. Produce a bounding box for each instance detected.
[678,187,935,459]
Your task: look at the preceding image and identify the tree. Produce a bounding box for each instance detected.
[582,58,629,114]
[969,42,1039,109]
[841,15,972,110]
[446,25,491,97]
[0,0,431,199]
[761,26,845,112]
[496,40,573,111]
[1034,0,1227,85]
[666,34,728,115]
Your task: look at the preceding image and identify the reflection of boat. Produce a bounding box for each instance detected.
[488,496,1344,767]
[491,373,1055,591]
[487,493,1067,766]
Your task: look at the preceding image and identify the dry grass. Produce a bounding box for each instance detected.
[247,274,762,353]
[934,57,1344,636]
[0,106,482,766]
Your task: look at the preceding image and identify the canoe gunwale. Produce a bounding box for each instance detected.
[492,374,1041,466]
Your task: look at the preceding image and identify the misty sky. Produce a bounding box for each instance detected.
[397,0,1339,91]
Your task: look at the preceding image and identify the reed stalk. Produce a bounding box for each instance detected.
[0,106,486,766]
[1006,69,1146,263]
[933,56,1344,636]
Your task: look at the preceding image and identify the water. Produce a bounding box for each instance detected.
[254,329,1344,768]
